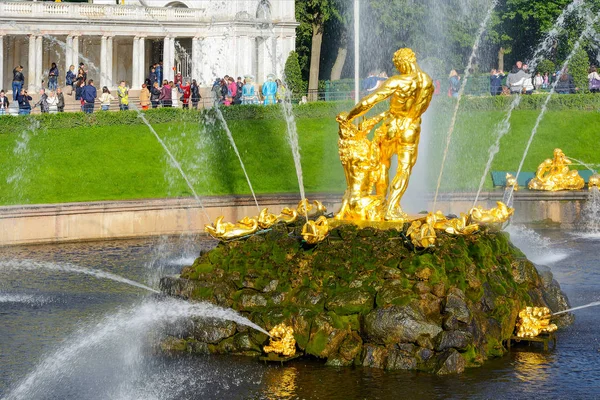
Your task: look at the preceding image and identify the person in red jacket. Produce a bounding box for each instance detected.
[180,80,191,109]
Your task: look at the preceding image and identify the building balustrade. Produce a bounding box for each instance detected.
[0,1,216,23]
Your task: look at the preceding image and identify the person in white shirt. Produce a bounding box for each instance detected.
[588,66,600,93]
[0,90,9,115]
[47,91,59,113]
[99,86,115,111]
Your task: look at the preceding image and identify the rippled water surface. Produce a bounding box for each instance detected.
[0,230,599,399]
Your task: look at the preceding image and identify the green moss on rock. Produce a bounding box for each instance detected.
[160,220,572,374]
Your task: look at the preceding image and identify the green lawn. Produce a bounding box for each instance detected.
[0,108,598,205]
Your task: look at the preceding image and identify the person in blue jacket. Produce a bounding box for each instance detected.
[262,74,277,105]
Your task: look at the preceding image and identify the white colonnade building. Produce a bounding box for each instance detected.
[0,0,297,92]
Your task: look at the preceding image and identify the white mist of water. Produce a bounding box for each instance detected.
[552,301,600,316]
[0,293,51,306]
[573,187,600,238]
[0,259,159,293]
[432,0,498,209]
[4,297,268,400]
[506,225,569,265]
[507,12,600,206]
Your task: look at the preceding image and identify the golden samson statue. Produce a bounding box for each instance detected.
[336,48,434,222]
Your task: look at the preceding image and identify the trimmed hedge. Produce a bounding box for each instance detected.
[0,94,599,133]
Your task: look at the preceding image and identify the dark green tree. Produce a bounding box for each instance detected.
[283,51,307,99]
[296,0,340,101]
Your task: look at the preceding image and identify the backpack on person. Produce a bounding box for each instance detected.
[589,77,600,91]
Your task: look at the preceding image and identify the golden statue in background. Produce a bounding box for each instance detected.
[528,148,584,191]
[588,173,600,190]
[336,48,434,222]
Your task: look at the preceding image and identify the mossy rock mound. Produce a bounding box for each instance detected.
[160,220,572,374]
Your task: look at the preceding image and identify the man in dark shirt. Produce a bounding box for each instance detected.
[81,79,97,113]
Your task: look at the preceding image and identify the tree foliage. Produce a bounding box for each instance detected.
[568,46,591,92]
[283,51,307,98]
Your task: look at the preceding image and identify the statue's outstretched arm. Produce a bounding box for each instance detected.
[345,79,399,122]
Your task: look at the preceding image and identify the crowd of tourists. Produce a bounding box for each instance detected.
[485,61,600,96]
[211,73,289,106]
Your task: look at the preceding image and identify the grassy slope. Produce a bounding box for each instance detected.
[0,109,598,205]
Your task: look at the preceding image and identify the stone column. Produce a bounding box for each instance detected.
[132,36,140,87]
[0,35,4,95]
[192,36,201,82]
[100,36,108,88]
[28,35,36,91]
[236,35,253,78]
[163,36,175,82]
[107,36,114,87]
[35,35,43,90]
[72,35,80,69]
[65,35,73,75]
[137,36,145,89]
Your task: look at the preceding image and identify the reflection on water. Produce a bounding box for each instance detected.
[263,366,298,400]
[513,351,554,385]
[0,232,599,399]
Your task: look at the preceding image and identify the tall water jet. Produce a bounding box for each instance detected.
[507,11,600,206]
[432,0,498,209]
[212,106,261,213]
[0,259,159,293]
[473,96,521,206]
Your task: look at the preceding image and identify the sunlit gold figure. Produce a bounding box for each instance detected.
[528,148,584,191]
[335,114,385,220]
[301,216,329,244]
[297,199,327,217]
[469,201,514,225]
[257,208,278,229]
[506,173,519,191]
[263,323,296,357]
[588,173,600,190]
[205,216,259,240]
[432,211,480,235]
[406,213,437,248]
[277,207,298,224]
[516,306,557,338]
[336,48,434,221]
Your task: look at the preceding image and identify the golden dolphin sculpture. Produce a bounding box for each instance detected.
[432,211,479,235]
[257,208,278,229]
[301,216,329,244]
[277,207,298,224]
[205,216,259,240]
[297,199,327,217]
[406,213,437,248]
[469,201,514,225]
